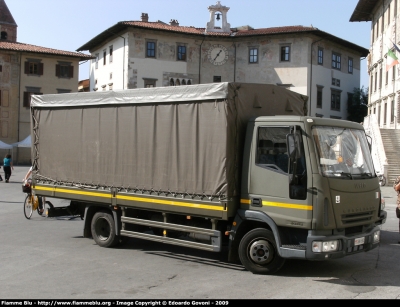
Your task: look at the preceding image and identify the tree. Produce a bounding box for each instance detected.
[347,86,368,123]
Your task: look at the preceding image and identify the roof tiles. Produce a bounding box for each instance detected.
[0,41,93,60]
[77,19,368,56]
[119,21,316,37]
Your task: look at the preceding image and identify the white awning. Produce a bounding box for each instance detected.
[0,140,13,149]
[12,135,31,148]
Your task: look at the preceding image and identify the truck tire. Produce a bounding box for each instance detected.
[91,211,119,248]
[238,228,285,274]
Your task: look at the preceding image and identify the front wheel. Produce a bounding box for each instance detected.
[23,195,33,219]
[91,211,120,248]
[238,228,285,275]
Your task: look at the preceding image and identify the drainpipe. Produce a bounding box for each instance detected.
[199,37,205,84]
[16,52,22,165]
[234,42,236,82]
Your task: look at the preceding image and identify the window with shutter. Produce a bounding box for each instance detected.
[38,63,43,75]
[25,60,43,75]
[69,66,74,78]
[56,63,73,78]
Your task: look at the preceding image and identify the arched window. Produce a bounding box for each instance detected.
[182,79,186,85]
[176,79,181,86]
[170,78,175,86]
[1,32,7,40]
[187,80,192,85]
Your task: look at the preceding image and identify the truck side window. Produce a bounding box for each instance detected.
[256,127,290,174]
[257,139,275,165]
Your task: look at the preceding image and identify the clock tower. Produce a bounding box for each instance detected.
[205,1,231,33]
[0,0,17,42]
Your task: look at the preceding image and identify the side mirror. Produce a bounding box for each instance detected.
[366,135,372,152]
[287,132,303,185]
[287,132,302,158]
[287,134,296,159]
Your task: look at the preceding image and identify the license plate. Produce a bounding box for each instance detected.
[354,237,365,246]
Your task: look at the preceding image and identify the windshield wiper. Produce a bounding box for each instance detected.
[351,172,372,179]
[335,171,353,179]
[361,172,372,178]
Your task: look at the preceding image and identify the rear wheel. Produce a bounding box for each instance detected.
[91,211,119,248]
[23,195,33,219]
[238,228,285,275]
[36,197,44,215]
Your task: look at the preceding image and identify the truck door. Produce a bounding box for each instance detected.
[247,125,312,227]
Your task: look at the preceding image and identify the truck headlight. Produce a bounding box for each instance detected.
[373,230,380,243]
[312,240,339,253]
[380,196,385,210]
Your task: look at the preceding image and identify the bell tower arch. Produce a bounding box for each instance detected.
[205,1,231,33]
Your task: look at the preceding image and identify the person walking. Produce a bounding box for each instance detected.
[393,176,400,244]
[3,154,13,183]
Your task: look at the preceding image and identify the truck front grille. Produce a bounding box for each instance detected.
[341,211,374,225]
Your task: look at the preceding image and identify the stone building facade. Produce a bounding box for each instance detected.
[0,0,92,163]
[78,1,368,120]
[351,0,400,129]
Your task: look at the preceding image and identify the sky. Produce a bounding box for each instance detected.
[6,0,372,88]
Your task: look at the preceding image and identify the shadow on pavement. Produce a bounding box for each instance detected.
[107,228,400,288]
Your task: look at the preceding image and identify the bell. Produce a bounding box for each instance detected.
[216,13,221,21]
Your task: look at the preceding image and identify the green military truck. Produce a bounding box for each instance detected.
[29,82,386,274]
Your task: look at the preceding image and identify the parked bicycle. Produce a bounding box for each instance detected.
[377,172,386,186]
[23,179,54,219]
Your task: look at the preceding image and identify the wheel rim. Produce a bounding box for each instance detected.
[24,196,33,219]
[94,217,111,241]
[248,239,274,265]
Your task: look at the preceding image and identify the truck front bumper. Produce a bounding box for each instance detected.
[303,225,382,260]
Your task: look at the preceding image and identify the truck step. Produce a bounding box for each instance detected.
[121,216,221,252]
[281,244,306,250]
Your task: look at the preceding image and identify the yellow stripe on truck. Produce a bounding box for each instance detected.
[240,199,251,204]
[35,185,110,198]
[34,185,226,212]
[240,199,312,211]
[117,194,224,211]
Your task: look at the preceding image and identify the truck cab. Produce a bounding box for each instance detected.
[232,116,386,274]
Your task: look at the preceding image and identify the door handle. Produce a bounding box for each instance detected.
[251,198,262,207]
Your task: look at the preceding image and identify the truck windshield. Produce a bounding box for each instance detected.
[312,126,375,179]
